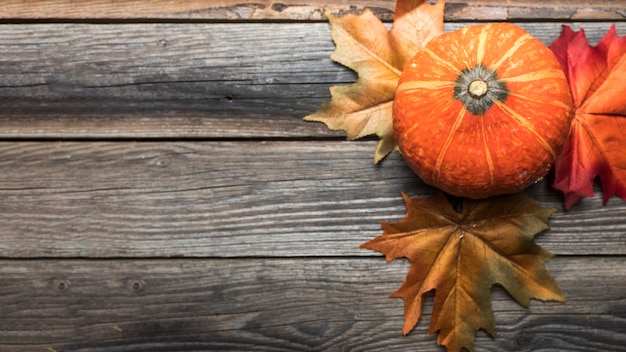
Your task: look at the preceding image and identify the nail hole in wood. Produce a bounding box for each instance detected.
[57,280,69,291]
[132,280,144,292]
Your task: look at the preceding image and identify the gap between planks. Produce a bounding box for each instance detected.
[0,0,625,21]
[0,23,624,139]
[0,141,624,258]
[0,256,623,352]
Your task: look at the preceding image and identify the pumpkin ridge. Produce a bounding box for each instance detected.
[434,106,468,182]
[480,118,496,186]
[490,33,533,71]
[501,68,567,83]
[397,97,456,146]
[507,92,572,111]
[392,23,573,199]
[493,101,556,157]
[476,25,489,63]
[421,46,463,74]
[397,81,456,92]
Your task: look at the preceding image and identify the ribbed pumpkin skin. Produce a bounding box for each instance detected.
[393,23,573,198]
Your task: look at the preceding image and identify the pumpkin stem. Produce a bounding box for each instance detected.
[453,64,508,116]
[468,80,488,98]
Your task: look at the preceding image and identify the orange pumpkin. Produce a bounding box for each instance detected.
[393,23,573,198]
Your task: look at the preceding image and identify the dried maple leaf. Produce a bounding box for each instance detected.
[304,0,444,163]
[361,192,565,352]
[549,25,626,209]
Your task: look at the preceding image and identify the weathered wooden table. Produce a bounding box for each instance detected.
[0,1,624,351]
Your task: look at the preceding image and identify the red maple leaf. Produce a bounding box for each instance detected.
[549,25,626,209]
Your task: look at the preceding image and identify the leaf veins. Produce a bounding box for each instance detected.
[304,0,444,163]
[360,192,565,352]
[549,25,626,209]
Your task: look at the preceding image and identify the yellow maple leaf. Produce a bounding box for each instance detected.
[361,192,565,352]
[304,0,444,163]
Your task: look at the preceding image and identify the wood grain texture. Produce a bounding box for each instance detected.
[1,2,625,350]
[0,22,624,138]
[0,0,625,21]
[0,141,624,258]
[0,257,623,352]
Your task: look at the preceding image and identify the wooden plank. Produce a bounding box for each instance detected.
[0,0,625,21]
[0,257,623,351]
[0,22,624,139]
[0,141,624,258]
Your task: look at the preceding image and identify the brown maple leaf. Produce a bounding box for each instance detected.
[361,192,565,352]
[304,0,444,163]
[549,25,626,209]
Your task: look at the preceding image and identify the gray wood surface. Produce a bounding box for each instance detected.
[0,141,624,258]
[0,1,624,351]
[0,0,625,21]
[0,257,623,352]
[0,22,624,139]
